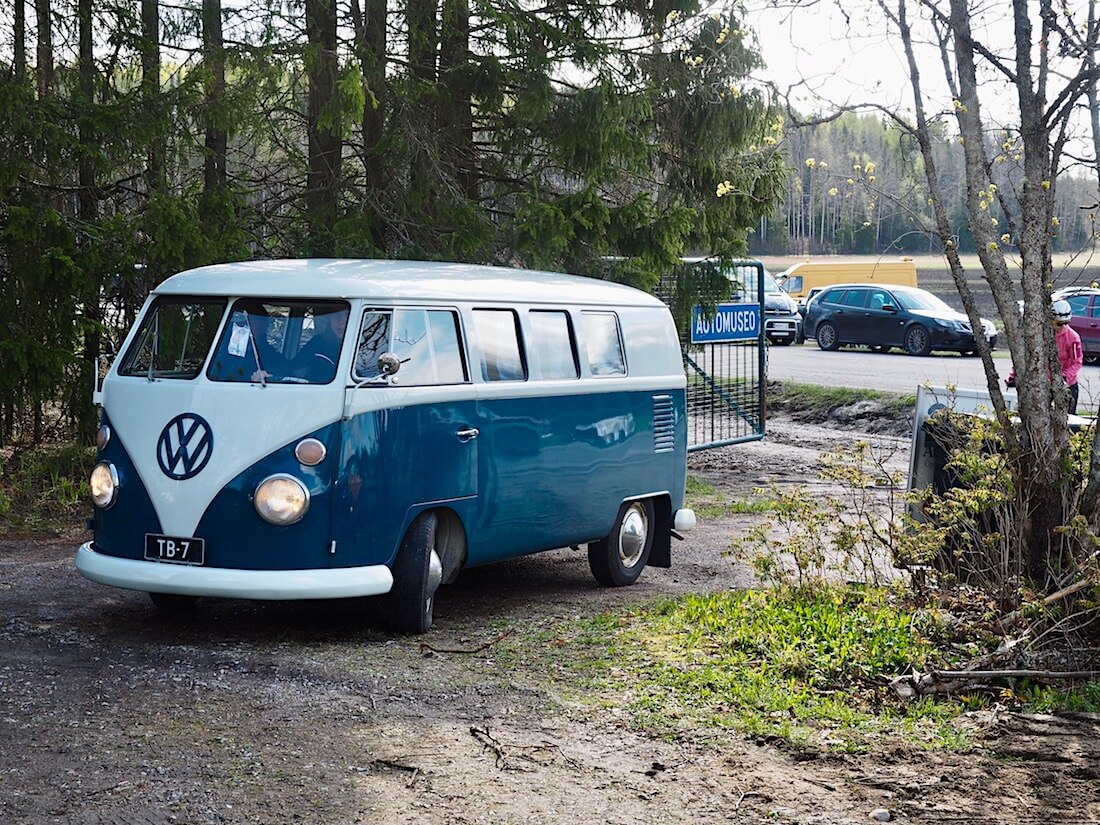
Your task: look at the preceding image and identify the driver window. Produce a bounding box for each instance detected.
[353,308,467,386]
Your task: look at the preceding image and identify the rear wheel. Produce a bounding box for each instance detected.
[588,499,655,587]
[904,325,932,356]
[388,512,443,634]
[149,593,197,613]
[815,321,839,351]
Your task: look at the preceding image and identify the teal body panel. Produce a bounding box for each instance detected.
[330,398,479,569]
[331,387,687,570]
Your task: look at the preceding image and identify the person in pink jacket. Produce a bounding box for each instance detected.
[1053,300,1084,413]
[1006,299,1083,413]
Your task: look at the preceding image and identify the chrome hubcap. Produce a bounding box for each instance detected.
[618,504,649,568]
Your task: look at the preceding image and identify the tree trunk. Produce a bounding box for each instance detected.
[202,0,227,193]
[349,0,387,247]
[35,0,53,99]
[142,0,165,192]
[407,0,437,214]
[305,0,342,252]
[15,0,26,84]
[439,0,476,202]
[77,0,101,445]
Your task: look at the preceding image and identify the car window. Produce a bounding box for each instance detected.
[473,309,527,381]
[528,310,579,380]
[207,299,349,385]
[892,289,954,312]
[1068,295,1090,316]
[820,289,844,306]
[1091,297,1100,318]
[120,296,227,379]
[868,290,891,311]
[353,309,468,386]
[581,311,627,377]
[839,289,868,309]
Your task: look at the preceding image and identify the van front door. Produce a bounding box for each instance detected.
[334,307,478,569]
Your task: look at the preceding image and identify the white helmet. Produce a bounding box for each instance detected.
[1052,299,1072,322]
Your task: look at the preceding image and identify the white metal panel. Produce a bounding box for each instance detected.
[154,259,667,308]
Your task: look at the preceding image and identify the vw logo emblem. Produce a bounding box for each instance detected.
[157,413,214,480]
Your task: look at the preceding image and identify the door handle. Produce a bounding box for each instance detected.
[456,427,479,443]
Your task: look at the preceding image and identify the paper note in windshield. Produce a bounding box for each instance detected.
[228,322,249,357]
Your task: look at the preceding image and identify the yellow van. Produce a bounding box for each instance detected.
[778,258,918,302]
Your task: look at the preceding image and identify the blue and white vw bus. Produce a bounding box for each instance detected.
[76,260,696,632]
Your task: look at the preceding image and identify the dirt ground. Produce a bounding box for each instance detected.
[3,416,1100,825]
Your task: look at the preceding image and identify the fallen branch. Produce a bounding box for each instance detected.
[889,667,1100,698]
[997,578,1094,631]
[420,627,515,655]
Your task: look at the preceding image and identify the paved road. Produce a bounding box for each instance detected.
[766,343,1100,407]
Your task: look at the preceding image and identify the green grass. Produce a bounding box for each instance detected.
[519,585,978,752]
[686,474,778,518]
[769,381,915,420]
[0,443,95,534]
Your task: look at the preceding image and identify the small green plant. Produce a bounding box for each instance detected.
[0,443,95,534]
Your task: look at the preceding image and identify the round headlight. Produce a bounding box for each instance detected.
[90,462,119,509]
[95,424,111,451]
[294,438,327,466]
[254,474,310,526]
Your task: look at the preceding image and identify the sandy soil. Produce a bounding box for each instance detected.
[2,416,1100,824]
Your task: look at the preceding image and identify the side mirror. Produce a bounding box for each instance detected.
[377,352,401,376]
[882,304,898,313]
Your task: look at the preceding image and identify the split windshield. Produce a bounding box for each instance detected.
[118,297,227,379]
[207,299,350,385]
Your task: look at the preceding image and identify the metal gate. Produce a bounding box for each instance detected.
[656,260,767,452]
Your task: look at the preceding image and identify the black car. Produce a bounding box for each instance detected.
[803,284,998,356]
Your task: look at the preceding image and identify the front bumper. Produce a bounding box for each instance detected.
[75,542,394,600]
[765,314,803,342]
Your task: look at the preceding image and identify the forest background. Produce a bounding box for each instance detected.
[2,0,1097,447]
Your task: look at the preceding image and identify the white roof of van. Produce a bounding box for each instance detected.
[154,259,666,307]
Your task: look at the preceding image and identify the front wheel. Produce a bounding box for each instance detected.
[815,321,839,351]
[588,499,656,587]
[904,325,932,356]
[388,512,444,634]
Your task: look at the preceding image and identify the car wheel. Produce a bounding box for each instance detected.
[904,325,932,356]
[816,321,839,351]
[149,592,198,613]
[388,512,444,634]
[588,499,655,587]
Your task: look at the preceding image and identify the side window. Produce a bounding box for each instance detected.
[821,289,842,306]
[473,309,526,381]
[581,311,626,377]
[1067,295,1089,316]
[528,310,579,380]
[785,275,803,294]
[869,290,889,311]
[1090,298,1100,318]
[353,308,468,386]
[841,289,868,309]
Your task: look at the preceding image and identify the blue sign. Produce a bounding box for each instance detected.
[690,303,760,343]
